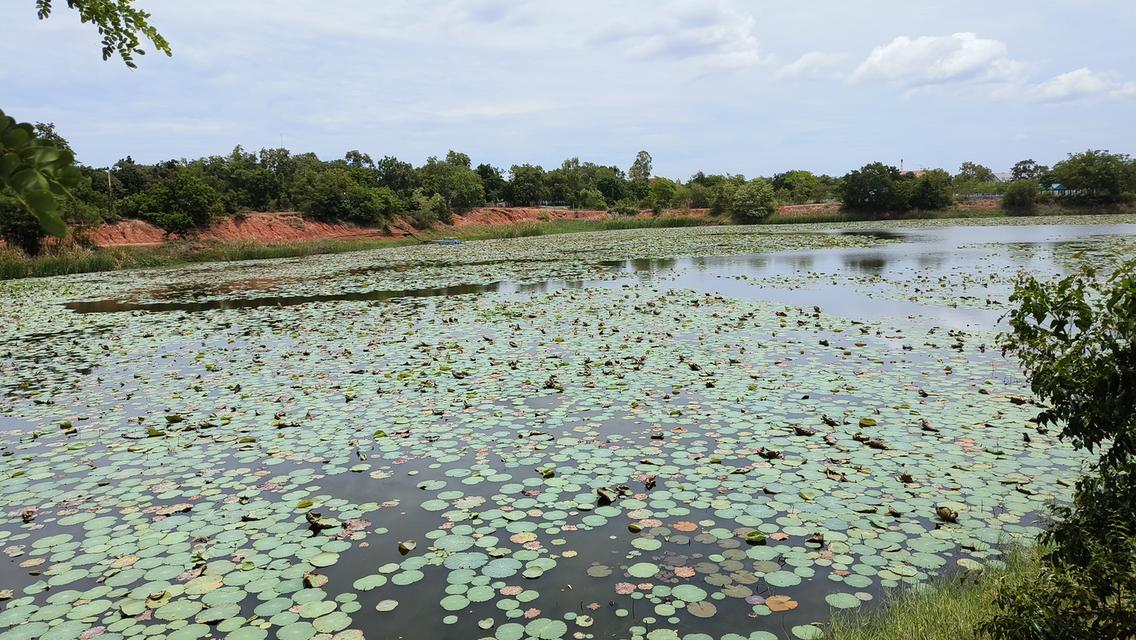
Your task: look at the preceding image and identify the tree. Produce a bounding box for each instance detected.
[1003,180,1039,214]
[292,167,398,226]
[445,150,471,169]
[1050,150,1136,203]
[476,164,506,202]
[419,155,484,210]
[772,170,823,204]
[985,262,1136,638]
[730,178,777,224]
[127,169,223,233]
[909,169,953,210]
[409,190,451,227]
[1011,159,1047,182]
[956,161,995,182]
[649,178,678,211]
[507,164,546,205]
[344,150,374,169]
[374,156,418,199]
[839,163,904,212]
[629,150,653,183]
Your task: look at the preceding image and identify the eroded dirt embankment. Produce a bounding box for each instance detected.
[86,212,401,247]
[84,208,713,248]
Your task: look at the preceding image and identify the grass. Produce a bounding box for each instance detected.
[826,545,1041,640]
[764,206,1007,226]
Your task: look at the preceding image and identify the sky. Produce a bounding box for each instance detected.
[2,0,1135,179]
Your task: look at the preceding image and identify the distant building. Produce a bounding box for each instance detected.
[992,172,1014,182]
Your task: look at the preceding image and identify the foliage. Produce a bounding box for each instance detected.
[909,169,953,210]
[125,170,223,233]
[840,163,904,212]
[36,0,171,67]
[476,164,506,202]
[956,161,995,182]
[986,468,1136,640]
[507,164,546,205]
[1003,181,1039,214]
[649,178,678,211]
[409,190,451,227]
[0,109,84,240]
[1002,263,1136,464]
[607,200,639,216]
[986,261,1136,639]
[291,167,396,227]
[729,178,777,224]
[1050,150,1136,203]
[420,153,484,210]
[772,170,828,204]
[629,150,652,183]
[577,187,607,210]
[1011,159,1048,182]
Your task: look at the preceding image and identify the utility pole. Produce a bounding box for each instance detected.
[107,167,114,218]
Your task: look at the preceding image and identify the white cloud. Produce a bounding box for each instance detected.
[852,32,1020,85]
[594,1,763,70]
[1028,68,1136,102]
[777,51,847,78]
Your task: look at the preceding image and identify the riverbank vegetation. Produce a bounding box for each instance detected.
[5,121,1134,259]
[831,260,1136,639]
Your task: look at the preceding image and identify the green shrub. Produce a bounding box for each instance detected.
[985,261,1136,638]
[608,200,639,216]
[910,169,954,210]
[730,178,777,224]
[409,190,451,228]
[1003,181,1039,215]
[133,171,223,233]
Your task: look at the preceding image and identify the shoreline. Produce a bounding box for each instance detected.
[2,204,1132,282]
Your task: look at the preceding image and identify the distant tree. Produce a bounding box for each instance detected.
[476,164,506,203]
[1050,150,1136,203]
[129,170,223,233]
[507,164,546,205]
[344,150,374,169]
[730,178,777,224]
[840,163,904,212]
[629,150,653,183]
[772,170,823,204]
[409,190,451,227]
[649,178,678,211]
[956,161,996,182]
[419,155,484,210]
[909,169,953,210]
[374,156,418,198]
[1011,159,1048,182]
[31,122,73,153]
[1003,180,1039,215]
[595,170,628,203]
[445,150,472,169]
[577,187,607,210]
[293,167,397,226]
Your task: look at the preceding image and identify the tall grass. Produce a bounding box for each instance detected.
[826,546,1041,640]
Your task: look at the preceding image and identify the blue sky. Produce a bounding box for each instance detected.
[2,0,1134,179]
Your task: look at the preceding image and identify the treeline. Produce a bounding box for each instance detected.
[841,152,1136,214]
[2,120,1135,255]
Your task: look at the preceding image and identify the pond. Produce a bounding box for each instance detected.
[1,215,1134,640]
